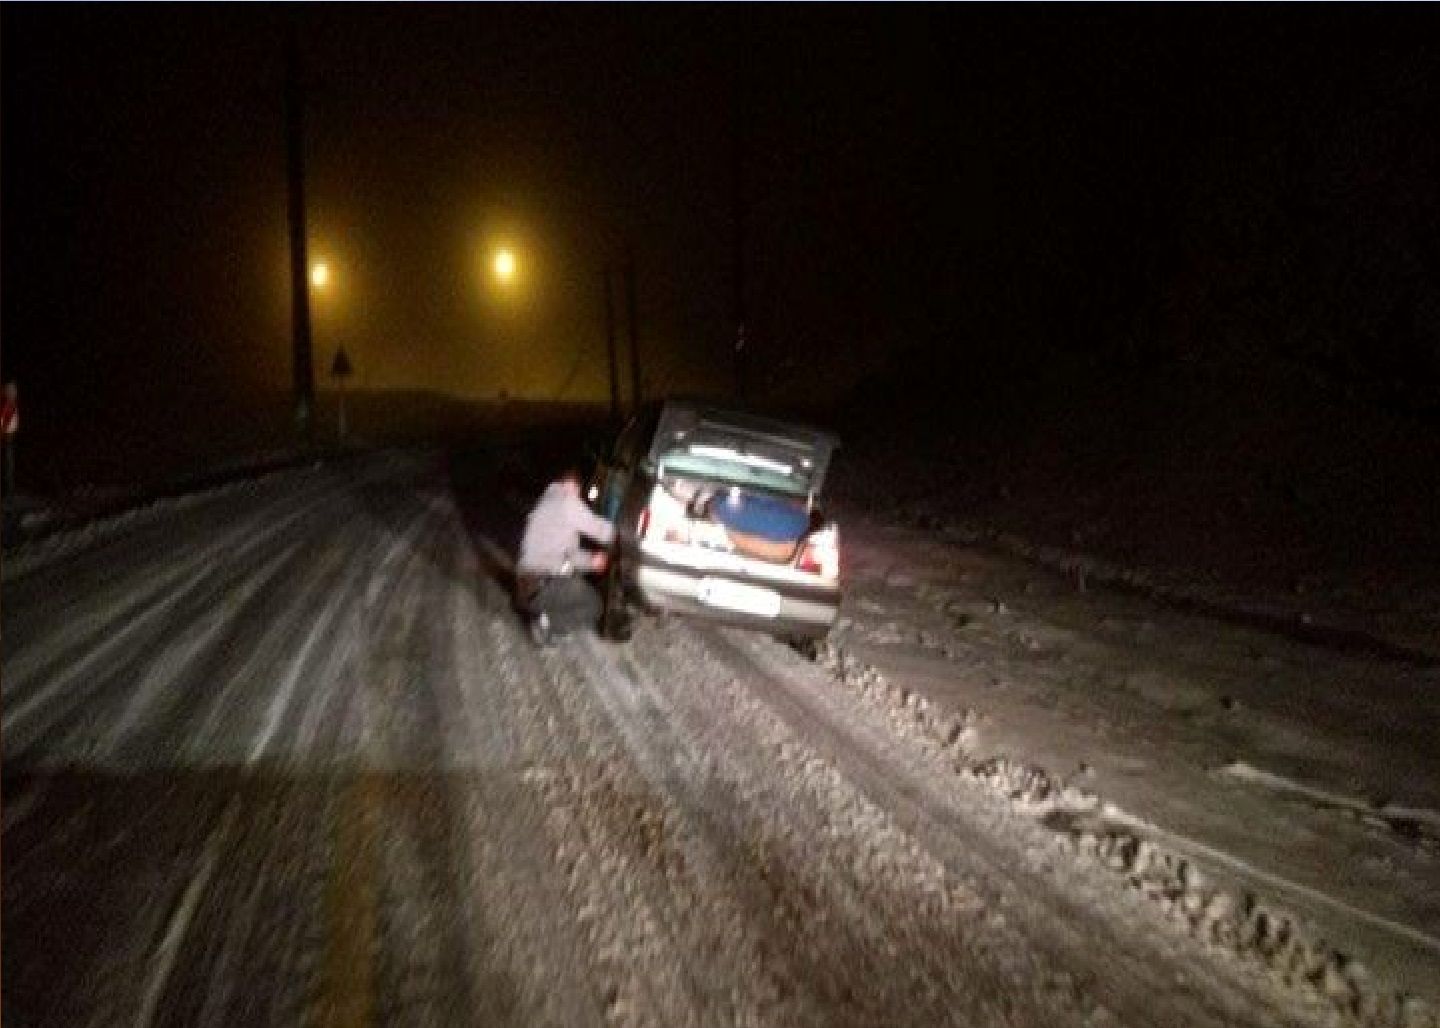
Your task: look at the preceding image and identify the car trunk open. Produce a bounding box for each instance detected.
[648,404,838,500]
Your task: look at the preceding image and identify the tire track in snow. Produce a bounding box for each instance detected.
[684,624,1318,1028]
[93,541,308,765]
[3,489,343,749]
[134,796,241,1028]
[618,624,1051,1027]
[435,595,613,1026]
[3,480,338,680]
[306,484,493,1024]
[184,484,447,768]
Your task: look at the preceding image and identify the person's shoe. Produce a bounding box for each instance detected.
[529,612,553,647]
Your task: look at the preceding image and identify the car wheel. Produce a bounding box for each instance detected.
[599,556,632,641]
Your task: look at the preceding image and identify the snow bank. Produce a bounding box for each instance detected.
[817,635,1439,1028]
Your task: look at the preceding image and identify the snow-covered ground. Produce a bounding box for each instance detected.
[830,512,1440,1021]
[2,448,1435,1027]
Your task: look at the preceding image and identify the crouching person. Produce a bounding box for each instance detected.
[516,469,615,644]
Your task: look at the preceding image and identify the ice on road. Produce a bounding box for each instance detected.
[1,451,1417,1027]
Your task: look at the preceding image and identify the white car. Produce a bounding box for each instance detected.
[595,401,841,643]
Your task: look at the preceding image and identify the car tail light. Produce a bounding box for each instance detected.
[640,485,691,544]
[795,525,839,580]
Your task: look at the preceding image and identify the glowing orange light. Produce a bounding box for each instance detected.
[310,262,331,289]
[493,250,517,282]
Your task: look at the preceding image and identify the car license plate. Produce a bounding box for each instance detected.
[696,577,781,618]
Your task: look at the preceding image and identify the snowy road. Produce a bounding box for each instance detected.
[0,451,1382,1026]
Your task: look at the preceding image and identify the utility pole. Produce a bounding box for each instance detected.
[284,23,315,437]
[625,248,642,411]
[730,58,749,404]
[603,266,621,428]
[331,348,353,442]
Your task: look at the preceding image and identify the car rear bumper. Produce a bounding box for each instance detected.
[633,559,840,638]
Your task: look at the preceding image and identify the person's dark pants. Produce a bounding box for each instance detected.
[2,438,13,496]
[517,574,602,636]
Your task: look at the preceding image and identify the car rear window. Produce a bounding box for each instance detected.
[659,447,809,497]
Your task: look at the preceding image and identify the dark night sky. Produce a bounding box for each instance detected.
[4,8,1437,445]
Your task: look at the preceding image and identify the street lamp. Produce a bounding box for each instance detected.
[310,261,331,289]
[493,249,517,284]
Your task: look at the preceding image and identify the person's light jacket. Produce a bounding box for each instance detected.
[517,482,615,575]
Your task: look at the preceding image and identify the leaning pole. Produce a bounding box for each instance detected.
[284,24,315,438]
